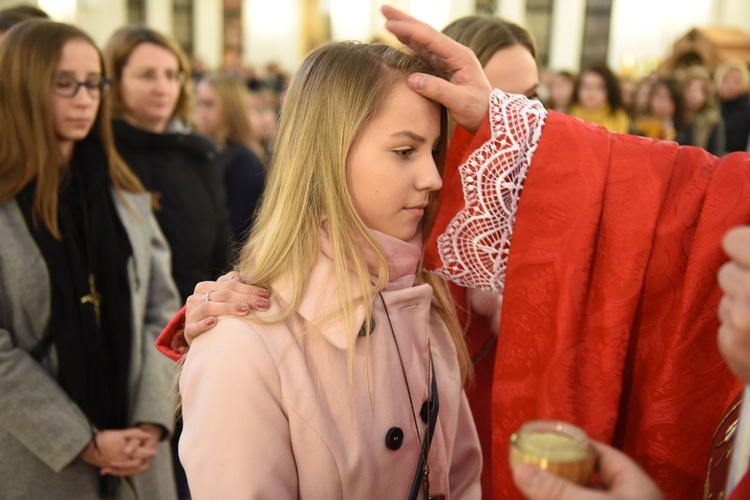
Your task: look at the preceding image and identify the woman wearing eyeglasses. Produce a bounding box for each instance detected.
[0,20,180,499]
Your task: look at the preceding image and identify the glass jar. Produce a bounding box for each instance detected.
[509,420,596,485]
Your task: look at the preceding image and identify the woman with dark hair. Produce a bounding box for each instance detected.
[570,64,631,133]
[547,70,576,114]
[0,19,179,499]
[634,77,687,141]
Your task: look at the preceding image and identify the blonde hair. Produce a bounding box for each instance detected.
[104,25,194,125]
[0,19,143,239]
[238,42,472,382]
[199,73,254,147]
[714,59,750,92]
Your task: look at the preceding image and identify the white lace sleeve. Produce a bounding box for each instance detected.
[432,90,547,293]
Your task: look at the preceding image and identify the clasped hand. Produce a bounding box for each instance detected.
[79,424,162,477]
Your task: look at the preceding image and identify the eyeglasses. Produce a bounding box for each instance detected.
[127,69,187,85]
[52,75,112,99]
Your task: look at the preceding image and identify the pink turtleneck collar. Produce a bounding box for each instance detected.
[318,224,424,292]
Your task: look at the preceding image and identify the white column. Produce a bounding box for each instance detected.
[371,0,406,42]
[410,0,453,30]
[548,0,586,71]
[193,0,223,69]
[147,0,174,36]
[496,0,526,25]
[329,0,373,41]
[75,0,128,47]
[243,0,303,74]
[37,0,76,22]
[448,0,476,24]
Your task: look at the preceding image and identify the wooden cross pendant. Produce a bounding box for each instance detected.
[80,273,102,327]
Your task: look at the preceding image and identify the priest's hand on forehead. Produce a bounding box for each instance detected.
[382,4,492,134]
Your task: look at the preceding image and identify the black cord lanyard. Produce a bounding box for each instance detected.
[408,354,439,500]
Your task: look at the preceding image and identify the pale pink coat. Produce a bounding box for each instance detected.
[179,231,481,499]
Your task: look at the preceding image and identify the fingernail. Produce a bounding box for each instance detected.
[410,74,425,90]
[258,289,271,298]
[235,304,249,313]
[256,299,270,309]
[231,276,241,282]
[205,317,216,325]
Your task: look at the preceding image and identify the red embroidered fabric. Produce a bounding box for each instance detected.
[425,90,750,499]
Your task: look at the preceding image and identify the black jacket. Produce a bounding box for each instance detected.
[221,141,266,244]
[114,119,232,301]
[720,93,750,153]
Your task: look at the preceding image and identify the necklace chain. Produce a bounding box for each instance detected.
[379,293,432,499]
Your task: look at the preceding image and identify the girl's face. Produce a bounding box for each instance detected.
[119,42,182,133]
[346,81,442,242]
[578,71,608,111]
[195,81,224,141]
[50,39,102,156]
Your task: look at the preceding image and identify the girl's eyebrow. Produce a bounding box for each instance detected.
[390,130,427,142]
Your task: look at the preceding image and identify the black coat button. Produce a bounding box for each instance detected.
[385,427,404,450]
[420,401,429,423]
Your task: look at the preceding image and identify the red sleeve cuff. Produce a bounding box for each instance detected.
[155,305,188,362]
[425,111,493,271]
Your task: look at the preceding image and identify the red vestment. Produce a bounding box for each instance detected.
[425,108,750,499]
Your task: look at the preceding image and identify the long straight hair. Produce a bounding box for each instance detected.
[238,42,472,382]
[0,19,143,239]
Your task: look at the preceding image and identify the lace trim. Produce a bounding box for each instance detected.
[433,90,547,293]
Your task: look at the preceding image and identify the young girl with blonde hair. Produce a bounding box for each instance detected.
[178,41,481,498]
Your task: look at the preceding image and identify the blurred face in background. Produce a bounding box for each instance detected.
[634,80,653,115]
[249,88,278,143]
[578,71,608,111]
[719,68,745,101]
[549,73,575,109]
[119,42,183,133]
[684,78,708,112]
[620,78,636,110]
[650,83,675,120]
[195,80,225,142]
[245,90,268,144]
